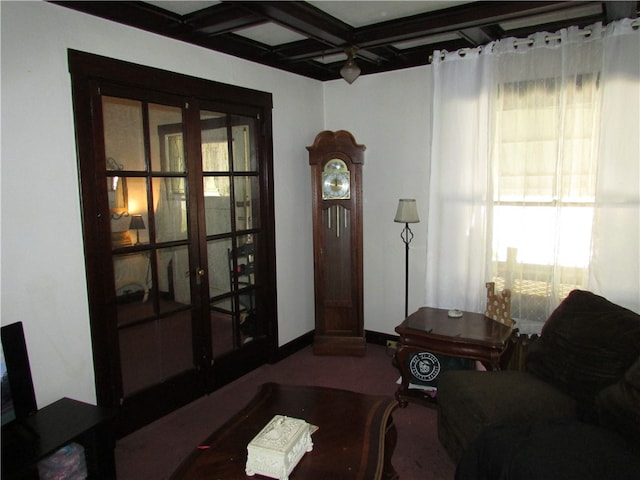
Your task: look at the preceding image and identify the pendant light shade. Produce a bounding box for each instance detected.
[340,47,361,84]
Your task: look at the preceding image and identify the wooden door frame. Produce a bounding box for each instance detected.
[67,50,278,422]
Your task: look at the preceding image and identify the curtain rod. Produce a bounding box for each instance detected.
[429,18,639,63]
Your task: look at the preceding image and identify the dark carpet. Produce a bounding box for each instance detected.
[115,343,456,479]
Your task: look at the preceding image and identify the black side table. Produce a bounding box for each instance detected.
[2,397,116,479]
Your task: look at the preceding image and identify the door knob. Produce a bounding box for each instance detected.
[196,268,205,285]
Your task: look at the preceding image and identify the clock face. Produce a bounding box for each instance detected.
[322,172,350,199]
[322,159,350,200]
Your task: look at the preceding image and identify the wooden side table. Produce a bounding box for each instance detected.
[395,307,514,407]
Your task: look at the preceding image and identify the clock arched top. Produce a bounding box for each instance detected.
[307,130,365,166]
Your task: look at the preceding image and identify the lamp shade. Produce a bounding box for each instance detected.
[340,46,361,84]
[394,199,420,223]
[340,59,361,84]
[129,214,146,230]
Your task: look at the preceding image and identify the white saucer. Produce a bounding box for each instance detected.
[447,309,463,318]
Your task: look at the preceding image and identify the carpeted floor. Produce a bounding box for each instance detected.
[115,343,456,479]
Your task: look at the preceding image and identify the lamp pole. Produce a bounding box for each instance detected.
[394,199,420,319]
[400,223,414,319]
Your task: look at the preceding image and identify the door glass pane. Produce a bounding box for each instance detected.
[151,104,185,173]
[209,291,257,358]
[126,177,149,244]
[162,132,186,177]
[119,315,193,396]
[204,174,230,199]
[207,238,232,299]
[202,137,230,172]
[157,245,192,308]
[239,291,257,343]
[201,113,229,173]
[158,314,193,378]
[110,177,149,249]
[207,239,232,357]
[234,176,260,230]
[107,176,128,220]
[114,253,153,325]
[209,233,258,357]
[210,299,234,357]
[236,232,257,346]
[154,178,188,243]
[234,235,256,288]
[119,321,160,395]
[102,96,146,171]
[231,116,257,172]
[204,188,231,236]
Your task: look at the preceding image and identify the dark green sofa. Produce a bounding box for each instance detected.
[436,290,640,478]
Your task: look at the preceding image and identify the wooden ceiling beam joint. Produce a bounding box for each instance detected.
[184,4,266,36]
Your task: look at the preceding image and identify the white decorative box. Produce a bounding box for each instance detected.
[246,415,313,480]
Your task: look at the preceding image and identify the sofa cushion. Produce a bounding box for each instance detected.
[526,290,640,417]
[596,355,640,452]
[437,370,576,462]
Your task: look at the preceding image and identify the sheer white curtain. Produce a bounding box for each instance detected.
[427,19,639,324]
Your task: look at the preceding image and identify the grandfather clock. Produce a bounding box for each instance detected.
[307,130,366,356]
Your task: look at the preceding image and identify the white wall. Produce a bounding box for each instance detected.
[323,68,433,334]
[1,1,323,407]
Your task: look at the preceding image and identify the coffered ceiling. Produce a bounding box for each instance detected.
[52,1,638,81]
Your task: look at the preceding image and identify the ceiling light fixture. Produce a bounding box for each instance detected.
[340,46,361,84]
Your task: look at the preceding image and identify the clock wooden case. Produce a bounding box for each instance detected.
[307,130,366,356]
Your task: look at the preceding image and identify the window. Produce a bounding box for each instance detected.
[490,74,599,321]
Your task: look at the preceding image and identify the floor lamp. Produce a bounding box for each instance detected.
[394,199,420,319]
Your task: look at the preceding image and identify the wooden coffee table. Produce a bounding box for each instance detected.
[170,383,398,480]
[395,307,514,407]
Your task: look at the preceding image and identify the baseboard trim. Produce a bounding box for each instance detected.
[365,330,400,347]
[274,330,399,362]
[272,330,314,362]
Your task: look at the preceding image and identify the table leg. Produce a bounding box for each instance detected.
[382,417,399,480]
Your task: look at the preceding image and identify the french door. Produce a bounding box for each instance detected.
[69,51,277,435]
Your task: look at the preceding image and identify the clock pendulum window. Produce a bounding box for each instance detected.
[307,131,366,356]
